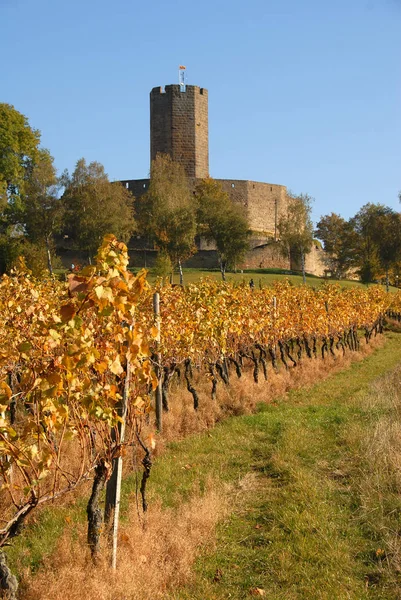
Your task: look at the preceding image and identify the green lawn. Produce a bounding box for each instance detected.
[56,263,398,292]
[143,267,398,292]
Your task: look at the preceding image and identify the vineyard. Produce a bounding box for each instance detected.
[1,235,401,598]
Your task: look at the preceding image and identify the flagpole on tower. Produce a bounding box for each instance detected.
[179,65,186,92]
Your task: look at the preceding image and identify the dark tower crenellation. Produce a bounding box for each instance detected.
[150,85,209,179]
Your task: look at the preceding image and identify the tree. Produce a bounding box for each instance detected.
[374,210,401,291]
[315,213,358,278]
[0,104,41,211]
[0,104,42,269]
[349,203,401,286]
[195,177,250,281]
[136,154,196,284]
[62,159,135,263]
[278,193,314,284]
[22,149,64,275]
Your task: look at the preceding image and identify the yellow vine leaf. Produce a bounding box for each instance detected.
[110,355,124,376]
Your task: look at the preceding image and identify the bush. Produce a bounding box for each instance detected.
[153,252,172,278]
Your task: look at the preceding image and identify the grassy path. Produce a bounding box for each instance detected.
[150,332,401,600]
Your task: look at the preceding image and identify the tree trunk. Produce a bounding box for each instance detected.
[178,259,184,286]
[386,268,389,293]
[46,237,53,277]
[152,293,163,430]
[219,258,226,282]
[0,551,18,600]
[209,363,218,399]
[87,459,108,562]
[184,359,199,410]
[301,251,306,284]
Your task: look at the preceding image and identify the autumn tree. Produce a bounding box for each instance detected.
[315,213,358,278]
[195,177,250,280]
[279,193,314,284]
[136,154,196,284]
[62,159,135,263]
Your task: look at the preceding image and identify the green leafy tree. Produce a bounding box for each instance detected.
[0,234,22,274]
[22,149,64,275]
[350,203,400,285]
[279,193,314,284]
[136,154,196,284]
[0,104,41,211]
[195,178,250,281]
[62,159,135,263]
[374,210,401,291]
[315,213,358,278]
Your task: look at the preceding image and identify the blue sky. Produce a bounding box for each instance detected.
[1,0,400,225]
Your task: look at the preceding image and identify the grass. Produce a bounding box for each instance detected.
[142,267,399,292]
[57,263,399,291]
[7,332,401,599]
[166,332,401,599]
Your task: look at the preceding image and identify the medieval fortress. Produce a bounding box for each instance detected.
[121,84,324,275]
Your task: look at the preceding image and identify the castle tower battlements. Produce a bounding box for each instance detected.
[150,84,209,179]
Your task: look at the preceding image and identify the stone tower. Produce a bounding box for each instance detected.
[150,84,209,179]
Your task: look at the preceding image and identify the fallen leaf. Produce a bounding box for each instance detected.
[250,588,266,597]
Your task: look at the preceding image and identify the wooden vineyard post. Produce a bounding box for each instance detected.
[105,354,130,570]
[153,292,163,432]
[273,296,277,334]
[272,296,278,371]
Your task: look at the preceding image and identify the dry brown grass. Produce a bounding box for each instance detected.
[386,317,401,333]
[349,366,401,585]
[21,482,227,600]
[155,335,384,447]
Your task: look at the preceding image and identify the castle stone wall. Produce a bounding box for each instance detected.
[218,179,248,210]
[304,245,326,277]
[121,176,287,241]
[150,88,172,159]
[290,244,327,277]
[216,179,287,237]
[247,182,287,238]
[120,178,150,197]
[239,242,291,270]
[150,85,208,179]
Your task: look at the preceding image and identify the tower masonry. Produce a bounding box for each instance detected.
[150,84,209,179]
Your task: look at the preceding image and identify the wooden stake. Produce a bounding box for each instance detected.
[110,358,130,570]
[153,292,163,432]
